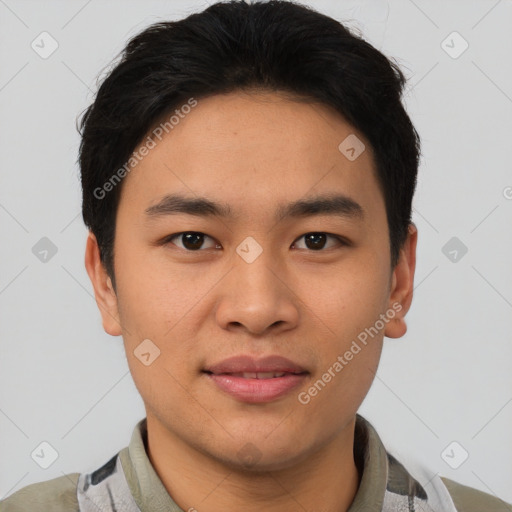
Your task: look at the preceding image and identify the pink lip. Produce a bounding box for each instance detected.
[203,355,308,403]
[204,355,307,374]
[206,373,307,403]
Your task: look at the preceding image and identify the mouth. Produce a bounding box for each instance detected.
[202,355,309,403]
[203,371,305,379]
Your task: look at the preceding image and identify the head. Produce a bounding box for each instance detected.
[82,0,419,471]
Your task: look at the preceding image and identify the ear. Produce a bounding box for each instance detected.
[384,223,418,339]
[84,231,122,336]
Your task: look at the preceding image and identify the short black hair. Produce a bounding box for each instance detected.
[78,0,420,290]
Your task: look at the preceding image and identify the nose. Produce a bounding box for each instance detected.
[214,250,299,336]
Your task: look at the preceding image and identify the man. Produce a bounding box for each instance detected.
[2,1,510,510]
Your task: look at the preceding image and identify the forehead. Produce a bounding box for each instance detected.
[118,91,384,224]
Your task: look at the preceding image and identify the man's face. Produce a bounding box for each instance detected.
[88,91,415,471]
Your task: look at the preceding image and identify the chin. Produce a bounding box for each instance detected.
[220,449,306,474]
[206,434,313,474]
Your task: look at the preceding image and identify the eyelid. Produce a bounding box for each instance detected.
[163,231,349,251]
[164,231,219,250]
[292,232,347,250]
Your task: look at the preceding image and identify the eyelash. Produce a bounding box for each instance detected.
[162,231,348,252]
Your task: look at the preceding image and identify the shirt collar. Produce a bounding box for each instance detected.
[118,418,182,511]
[118,414,393,511]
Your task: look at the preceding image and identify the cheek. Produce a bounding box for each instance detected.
[114,248,198,334]
[122,325,198,422]
[311,259,391,336]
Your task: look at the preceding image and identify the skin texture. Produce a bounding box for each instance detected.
[85,91,417,512]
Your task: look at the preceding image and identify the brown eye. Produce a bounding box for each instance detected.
[167,232,219,251]
[292,232,344,251]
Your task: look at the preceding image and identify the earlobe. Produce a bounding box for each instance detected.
[384,223,418,339]
[385,316,408,339]
[84,231,123,337]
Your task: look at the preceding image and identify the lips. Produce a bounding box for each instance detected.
[203,355,308,403]
[226,371,289,379]
[203,355,307,375]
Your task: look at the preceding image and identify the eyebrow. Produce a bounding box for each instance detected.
[145,193,365,223]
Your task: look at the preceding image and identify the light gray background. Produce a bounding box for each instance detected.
[1,0,511,504]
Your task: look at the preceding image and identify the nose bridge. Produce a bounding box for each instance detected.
[214,239,298,334]
[232,237,282,297]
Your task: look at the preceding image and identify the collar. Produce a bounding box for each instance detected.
[112,413,456,511]
[117,413,391,511]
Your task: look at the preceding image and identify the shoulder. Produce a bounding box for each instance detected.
[0,473,80,512]
[441,476,512,512]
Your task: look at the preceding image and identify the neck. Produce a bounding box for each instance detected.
[145,416,361,512]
